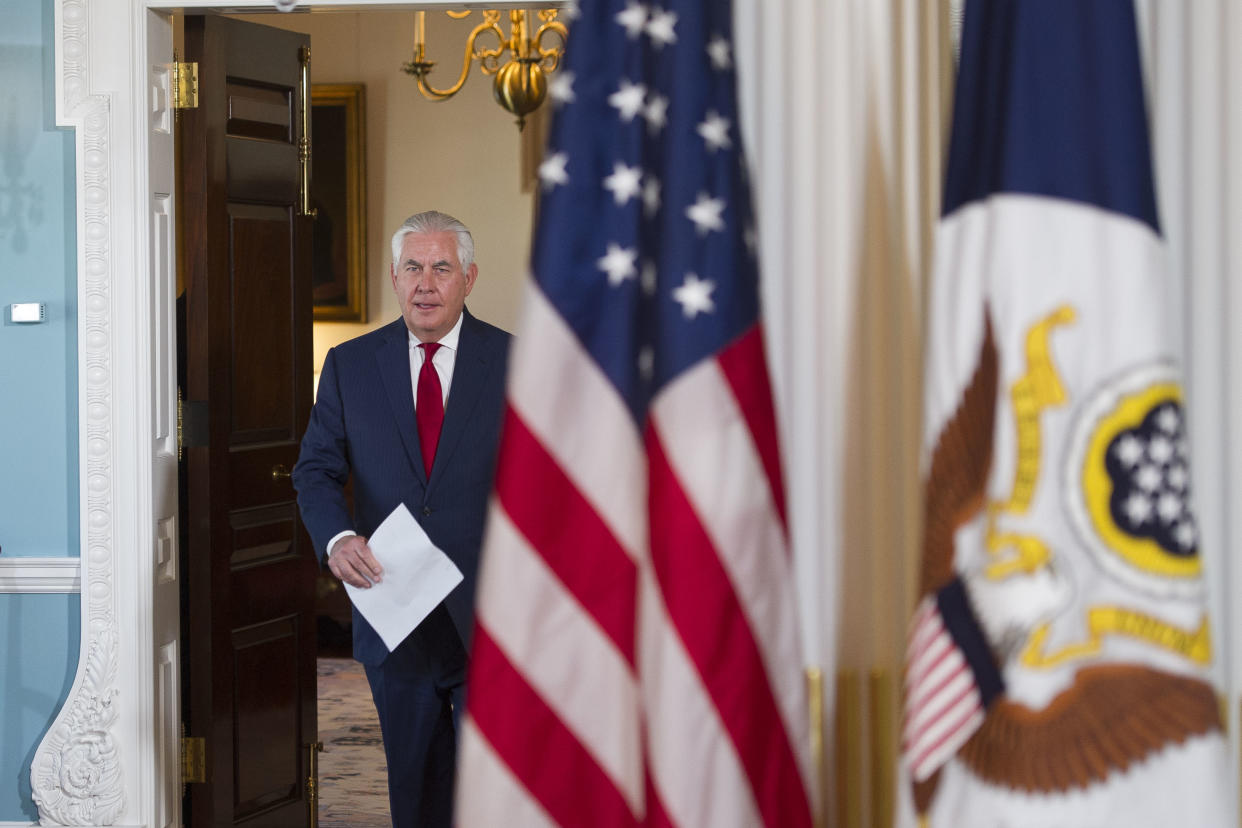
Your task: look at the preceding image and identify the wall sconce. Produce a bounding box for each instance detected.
[401,10,568,130]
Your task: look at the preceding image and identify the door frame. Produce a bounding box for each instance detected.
[31,2,544,826]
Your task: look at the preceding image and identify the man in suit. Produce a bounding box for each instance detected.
[293,210,511,827]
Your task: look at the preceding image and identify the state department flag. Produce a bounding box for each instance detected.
[455,1,815,826]
[898,1,1230,826]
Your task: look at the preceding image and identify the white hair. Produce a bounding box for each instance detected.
[389,210,475,270]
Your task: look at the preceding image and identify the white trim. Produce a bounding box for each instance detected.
[0,821,39,827]
[32,1,129,824]
[0,558,82,594]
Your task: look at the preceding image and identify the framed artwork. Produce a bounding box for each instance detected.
[311,83,367,322]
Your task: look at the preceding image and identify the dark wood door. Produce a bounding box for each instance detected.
[179,15,317,827]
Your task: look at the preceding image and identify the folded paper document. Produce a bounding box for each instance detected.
[342,503,463,652]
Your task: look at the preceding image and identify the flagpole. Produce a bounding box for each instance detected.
[869,669,895,828]
[836,669,863,828]
[805,666,825,828]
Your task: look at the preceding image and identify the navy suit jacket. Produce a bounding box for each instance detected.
[293,309,511,666]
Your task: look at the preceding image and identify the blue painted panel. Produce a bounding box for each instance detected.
[0,592,81,822]
[0,0,80,558]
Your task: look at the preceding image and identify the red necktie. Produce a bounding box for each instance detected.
[416,342,444,477]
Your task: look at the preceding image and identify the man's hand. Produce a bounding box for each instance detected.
[328,535,384,588]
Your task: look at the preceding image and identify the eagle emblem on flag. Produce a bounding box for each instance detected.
[898,2,1230,824]
[907,316,1220,812]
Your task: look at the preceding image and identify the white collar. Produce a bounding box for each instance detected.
[408,311,464,352]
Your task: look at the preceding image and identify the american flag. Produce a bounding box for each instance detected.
[456,0,815,825]
[902,579,1002,783]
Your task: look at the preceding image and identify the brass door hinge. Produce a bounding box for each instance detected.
[181,735,206,785]
[173,61,199,110]
[306,741,324,827]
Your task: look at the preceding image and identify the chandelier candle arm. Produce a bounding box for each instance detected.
[400,9,568,129]
[403,11,504,101]
[534,15,568,72]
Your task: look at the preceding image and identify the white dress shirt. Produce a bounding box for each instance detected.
[326,313,465,558]
[408,312,462,410]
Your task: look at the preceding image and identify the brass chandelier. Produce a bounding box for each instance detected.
[401,10,569,129]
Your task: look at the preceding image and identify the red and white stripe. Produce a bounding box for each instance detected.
[458,286,814,827]
[901,597,985,782]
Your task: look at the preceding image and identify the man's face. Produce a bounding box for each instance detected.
[391,230,477,342]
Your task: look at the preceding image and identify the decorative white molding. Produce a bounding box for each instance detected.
[30,628,123,826]
[0,558,81,594]
[32,0,125,823]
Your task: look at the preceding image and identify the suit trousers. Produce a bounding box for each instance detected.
[364,604,466,828]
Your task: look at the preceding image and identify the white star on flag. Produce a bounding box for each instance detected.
[644,94,669,134]
[707,35,732,69]
[641,260,657,295]
[1175,521,1197,548]
[560,0,580,21]
[1125,492,1153,524]
[638,346,655,381]
[1135,465,1161,492]
[615,2,648,38]
[597,242,638,286]
[1114,434,1144,467]
[1149,435,1174,463]
[697,110,732,152]
[645,9,678,47]
[1157,493,1183,522]
[603,162,644,205]
[1156,406,1180,433]
[744,224,758,254]
[609,80,647,121]
[642,176,661,217]
[672,273,716,318]
[538,152,569,189]
[686,192,726,234]
[549,71,576,105]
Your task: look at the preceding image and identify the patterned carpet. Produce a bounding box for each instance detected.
[317,657,390,826]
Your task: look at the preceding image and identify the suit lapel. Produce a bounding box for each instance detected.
[429,309,493,490]
[375,319,426,483]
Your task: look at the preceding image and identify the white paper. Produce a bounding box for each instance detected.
[342,503,463,652]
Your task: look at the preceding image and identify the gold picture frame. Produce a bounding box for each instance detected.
[311,83,367,322]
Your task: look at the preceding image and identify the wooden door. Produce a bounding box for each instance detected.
[178,15,317,827]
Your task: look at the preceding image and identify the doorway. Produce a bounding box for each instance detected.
[171,6,538,826]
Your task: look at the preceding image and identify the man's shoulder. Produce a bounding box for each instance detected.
[462,309,513,351]
[330,318,407,361]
